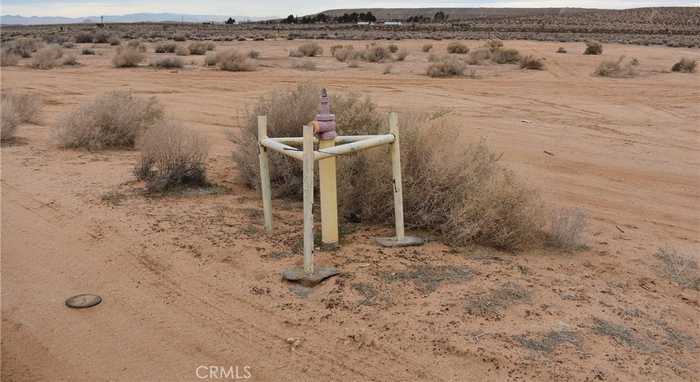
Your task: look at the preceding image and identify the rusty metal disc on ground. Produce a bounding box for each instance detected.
[65,294,102,309]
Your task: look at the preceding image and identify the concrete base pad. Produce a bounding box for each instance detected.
[282,266,339,287]
[374,236,424,247]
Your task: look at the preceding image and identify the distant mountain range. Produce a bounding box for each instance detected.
[0,13,275,25]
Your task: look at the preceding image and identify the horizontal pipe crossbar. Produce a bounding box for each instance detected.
[261,134,395,161]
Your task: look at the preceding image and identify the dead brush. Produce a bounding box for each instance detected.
[333,46,357,62]
[594,56,638,78]
[134,120,208,193]
[362,44,393,62]
[295,42,323,57]
[671,58,697,73]
[422,43,433,52]
[234,83,545,250]
[151,56,184,69]
[546,208,587,250]
[187,41,214,55]
[491,48,521,64]
[584,41,603,55]
[1,91,43,140]
[292,60,317,71]
[216,49,255,71]
[1,50,20,66]
[466,48,492,65]
[112,46,145,67]
[519,55,545,70]
[426,56,466,77]
[655,247,699,290]
[154,42,177,53]
[446,41,469,54]
[54,90,163,149]
[4,37,44,58]
[30,46,63,69]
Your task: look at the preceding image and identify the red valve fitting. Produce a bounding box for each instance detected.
[315,88,337,140]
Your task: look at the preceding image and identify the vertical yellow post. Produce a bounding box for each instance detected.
[257,116,272,233]
[319,139,339,248]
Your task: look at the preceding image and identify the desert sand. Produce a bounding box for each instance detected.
[2,39,699,381]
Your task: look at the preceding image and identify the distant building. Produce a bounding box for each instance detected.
[383,21,402,26]
[357,21,370,25]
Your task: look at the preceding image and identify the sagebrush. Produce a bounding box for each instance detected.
[54,90,163,149]
[233,84,545,250]
[1,91,43,140]
[134,120,208,193]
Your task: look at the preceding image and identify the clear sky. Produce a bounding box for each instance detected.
[0,0,696,18]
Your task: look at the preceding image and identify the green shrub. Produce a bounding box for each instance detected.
[54,90,163,149]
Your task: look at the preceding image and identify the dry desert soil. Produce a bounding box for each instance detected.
[2,39,700,381]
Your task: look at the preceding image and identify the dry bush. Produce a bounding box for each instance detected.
[362,45,392,62]
[94,30,111,43]
[466,48,492,65]
[422,43,433,52]
[427,56,466,77]
[655,247,699,290]
[330,44,347,55]
[484,39,504,52]
[232,83,382,198]
[594,56,637,78]
[447,41,469,54]
[1,91,43,140]
[54,90,163,149]
[292,60,317,71]
[74,32,94,43]
[1,98,20,141]
[333,46,356,62]
[288,49,304,58]
[134,120,208,193]
[173,33,187,42]
[204,51,217,66]
[347,60,360,68]
[584,41,603,55]
[154,42,177,53]
[175,45,190,56]
[188,41,212,55]
[151,56,184,69]
[234,84,544,250]
[491,48,521,64]
[112,46,145,67]
[62,41,75,48]
[343,113,544,250]
[395,48,409,61]
[216,49,255,71]
[62,54,79,66]
[248,50,261,59]
[546,208,587,250]
[5,38,43,58]
[519,55,545,70]
[109,37,121,46]
[671,58,697,73]
[81,48,96,55]
[126,40,147,52]
[296,42,323,57]
[388,44,399,53]
[31,46,63,69]
[0,51,20,66]
[383,64,393,74]
[557,47,567,53]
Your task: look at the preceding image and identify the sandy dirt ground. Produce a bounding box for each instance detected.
[2,39,699,381]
